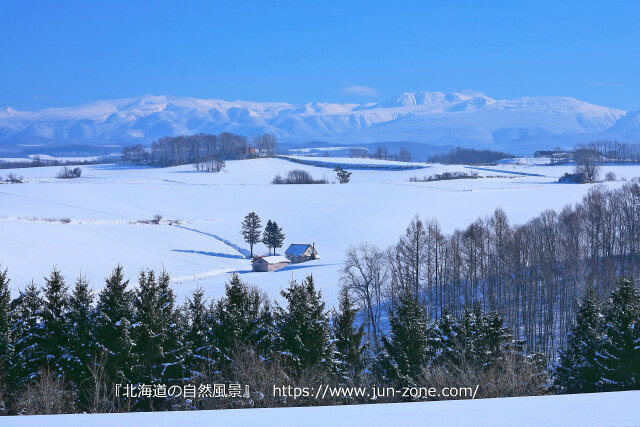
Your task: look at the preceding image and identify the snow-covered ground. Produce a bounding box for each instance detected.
[1,157,639,305]
[2,391,639,426]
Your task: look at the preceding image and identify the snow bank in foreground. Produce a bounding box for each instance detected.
[2,391,639,427]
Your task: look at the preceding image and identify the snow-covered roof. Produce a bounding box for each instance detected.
[255,255,290,264]
[285,244,313,256]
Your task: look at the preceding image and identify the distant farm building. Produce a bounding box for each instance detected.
[285,244,319,264]
[252,255,291,272]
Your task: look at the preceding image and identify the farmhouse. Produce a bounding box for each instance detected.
[251,255,291,272]
[285,243,319,264]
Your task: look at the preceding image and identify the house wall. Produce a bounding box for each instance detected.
[267,262,289,271]
[253,260,289,272]
[289,255,311,264]
[287,247,318,264]
[252,261,268,272]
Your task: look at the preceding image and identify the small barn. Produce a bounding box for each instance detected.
[285,244,319,264]
[252,255,291,272]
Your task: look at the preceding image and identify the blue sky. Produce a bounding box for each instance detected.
[1,0,639,110]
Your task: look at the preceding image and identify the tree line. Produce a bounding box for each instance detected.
[121,132,278,167]
[427,147,514,165]
[0,266,637,416]
[573,140,640,163]
[0,265,553,415]
[348,146,412,162]
[0,156,106,171]
[341,181,640,359]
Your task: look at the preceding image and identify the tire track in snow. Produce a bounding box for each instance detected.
[0,190,129,218]
[171,268,239,283]
[174,225,251,259]
[385,182,472,192]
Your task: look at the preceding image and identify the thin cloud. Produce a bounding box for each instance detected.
[340,85,379,97]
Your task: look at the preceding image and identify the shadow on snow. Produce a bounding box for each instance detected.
[172,249,247,260]
[175,225,251,258]
[229,262,337,275]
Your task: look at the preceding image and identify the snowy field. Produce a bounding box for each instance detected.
[1,157,640,305]
[2,391,639,426]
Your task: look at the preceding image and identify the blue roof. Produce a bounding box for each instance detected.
[285,244,312,256]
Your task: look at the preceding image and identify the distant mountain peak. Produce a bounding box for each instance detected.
[0,91,633,152]
[379,90,495,108]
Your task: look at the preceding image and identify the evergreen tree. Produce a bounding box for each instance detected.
[271,221,285,255]
[184,287,215,378]
[67,275,96,396]
[0,268,12,387]
[277,275,333,375]
[112,317,133,383]
[211,274,262,371]
[334,166,352,184]
[241,212,262,257]
[332,287,366,379]
[454,304,480,366]
[429,304,510,371]
[131,270,164,384]
[254,301,279,362]
[554,286,604,393]
[40,268,71,378]
[598,278,640,391]
[262,220,285,255]
[262,220,275,255]
[427,308,457,365]
[93,266,134,383]
[382,291,430,385]
[471,305,511,368]
[9,282,45,388]
[157,270,185,382]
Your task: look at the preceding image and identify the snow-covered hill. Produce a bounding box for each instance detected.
[0,91,635,151]
[2,391,638,426]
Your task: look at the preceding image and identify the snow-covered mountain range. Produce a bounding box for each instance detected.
[0,90,637,152]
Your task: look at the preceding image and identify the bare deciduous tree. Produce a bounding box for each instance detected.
[342,244,387,347]
[574,158,600,183]
[12,370,77,415]
[5,172,23,183]
[347,181,640,360]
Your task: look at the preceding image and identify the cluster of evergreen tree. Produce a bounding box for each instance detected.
[0,266,549,414]
[378,294,546,394]
[0,268,355,413]
[554,279,640,393]
[240,213,285,257]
